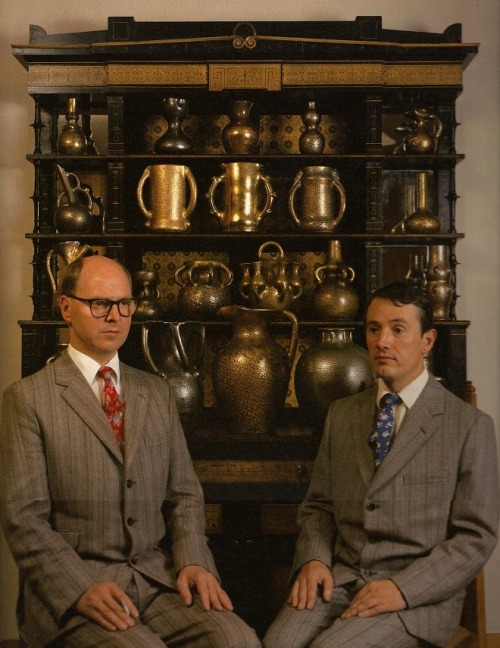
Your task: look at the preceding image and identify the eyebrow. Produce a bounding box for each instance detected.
[366,318,409,326]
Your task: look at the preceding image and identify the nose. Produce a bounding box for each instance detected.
[375,327,391,349]
[105,303,121,321]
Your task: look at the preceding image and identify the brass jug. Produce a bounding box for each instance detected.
[54,165,95,234]
[142,321,205,432]
[132,270,162,321]
[212,306,298,435]
[46,241,94,315]
[312,240,359,321]
[394,107,443,154]
[288,166,346,232]
[175,260,233,319]
[137,164,197,231]
[239,241,302,311]
[222,100,259,154]
[206,162,275,232]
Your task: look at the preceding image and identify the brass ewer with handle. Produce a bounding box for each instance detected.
[137,164,197,231]
[212,306,299,435]
[288,166,346,232]
[142,321,205,432]
[46,241,94,316]
[206,162,275,231]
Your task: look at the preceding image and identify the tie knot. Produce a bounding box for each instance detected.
[380,392,400,409]
[98,366,114,381]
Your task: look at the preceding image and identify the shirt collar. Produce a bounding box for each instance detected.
[67,344,121,387]
[376,368,429,410]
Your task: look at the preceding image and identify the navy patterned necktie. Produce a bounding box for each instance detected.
[370,393,401,469]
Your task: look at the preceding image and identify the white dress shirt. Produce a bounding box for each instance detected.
[376,368,429,434]
[67,344,122,403]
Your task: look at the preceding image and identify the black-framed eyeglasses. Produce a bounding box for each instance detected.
[65,294,138,318]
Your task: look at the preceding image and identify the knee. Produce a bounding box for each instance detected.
[235,626,262,648]
[214,616,262,648]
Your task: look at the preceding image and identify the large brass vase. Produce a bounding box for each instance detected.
[213,306,298,435]
[294,328,374,428]
[142,321,205,432]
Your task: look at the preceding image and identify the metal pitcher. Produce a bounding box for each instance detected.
[288,166,346,232]
[137,164,197,231]
[142,321,205,432]
[206,162,275,231]
[46,241,94,315]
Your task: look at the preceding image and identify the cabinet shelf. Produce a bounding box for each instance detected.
[27,232,464,241]
[28,153,465,165]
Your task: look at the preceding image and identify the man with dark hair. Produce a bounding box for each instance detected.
[264,282,498,647]
[0,254,260,648]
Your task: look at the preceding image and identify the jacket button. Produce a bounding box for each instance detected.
[366,502,376,511]
[130,556,138,565]
[126,479,135,488]
[127,517,136,526]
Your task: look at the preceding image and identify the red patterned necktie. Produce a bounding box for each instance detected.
[98,366,125,444]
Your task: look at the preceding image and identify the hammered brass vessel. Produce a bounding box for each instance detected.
[137,164,197,231]
[212,306,298,435]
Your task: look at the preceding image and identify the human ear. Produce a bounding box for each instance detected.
[59,295,72,324]
[422,328,437,354]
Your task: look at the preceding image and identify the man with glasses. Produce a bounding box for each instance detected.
[0,254,260,648]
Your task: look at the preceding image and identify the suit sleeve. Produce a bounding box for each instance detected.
[0,381,95,622]
[156,383,218,578]
[291,405,338,575]
[392,408,499,607]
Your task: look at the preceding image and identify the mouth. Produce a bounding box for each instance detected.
[374,355,394,363]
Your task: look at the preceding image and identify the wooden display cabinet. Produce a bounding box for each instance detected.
[13,16,478,637]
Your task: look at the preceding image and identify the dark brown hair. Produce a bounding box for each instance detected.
[365,282,434,334]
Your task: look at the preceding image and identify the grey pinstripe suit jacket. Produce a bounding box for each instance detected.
[292,376,499,647]
[0,351,217,647]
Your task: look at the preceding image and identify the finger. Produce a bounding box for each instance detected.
[216,586,234,611]
[206,580,224,611]
[321,576,333,603]
[295,579,309,611]
[196,579,211,611]
[177,575,193,607]
[288,580,299,608]
[119,595,139,619]
[305,578,320,609]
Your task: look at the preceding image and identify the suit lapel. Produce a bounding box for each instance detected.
[55,352,123,463]
[352,387,378,487]
[369,377,444,492]
[120,364,149,472]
